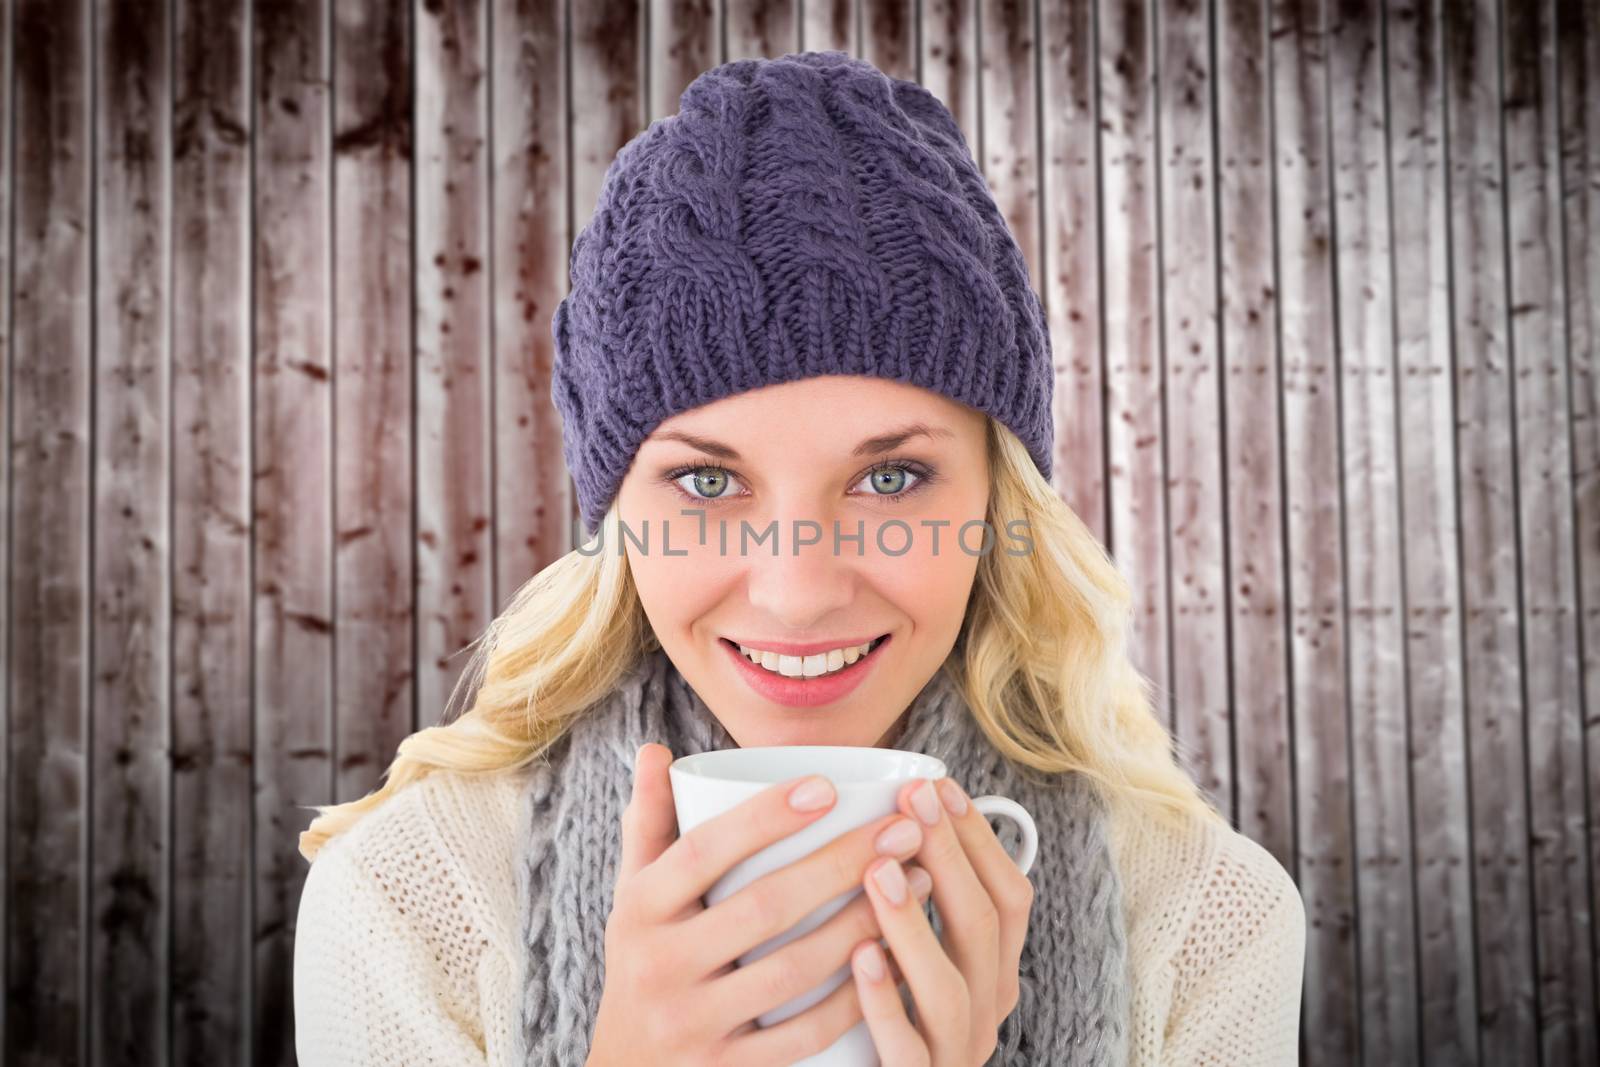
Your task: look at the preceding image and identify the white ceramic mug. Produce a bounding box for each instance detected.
[667,745,1038,1067]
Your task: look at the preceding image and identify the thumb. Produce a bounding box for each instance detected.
[617,743,678,884]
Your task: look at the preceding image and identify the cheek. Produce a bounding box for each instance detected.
[626,536,735,636]
[879,534,983,630]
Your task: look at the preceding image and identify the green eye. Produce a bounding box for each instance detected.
[678,466,737,499]
[868,467,909,495]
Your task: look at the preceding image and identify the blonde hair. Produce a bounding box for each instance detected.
[297,418,1227,863]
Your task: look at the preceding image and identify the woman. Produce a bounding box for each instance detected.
[293,50,1306,1066]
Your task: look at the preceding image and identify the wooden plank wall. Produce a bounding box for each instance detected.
[0,0,1595,1062]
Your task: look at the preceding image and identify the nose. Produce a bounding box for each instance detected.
[742,523,859,631]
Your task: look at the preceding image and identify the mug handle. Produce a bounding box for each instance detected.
[969,796,1038,876]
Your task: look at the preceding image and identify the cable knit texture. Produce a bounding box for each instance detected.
[550,49,1056,535]
[293,723,1308,1066]
[508,648,1127,1065]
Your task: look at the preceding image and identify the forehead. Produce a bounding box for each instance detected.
[642,376,983,452]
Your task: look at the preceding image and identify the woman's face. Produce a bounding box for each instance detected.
[615,375,990,748]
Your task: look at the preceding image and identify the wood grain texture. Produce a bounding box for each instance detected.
[569,0,645,538]
[1557,0,1600,1056]
[8,1,92,1063]
[1099,0,1172,737]
[802,0,857,54]
[91,0,172,1061]
[1328,0,1421,1060]
[491,0,573,600]
[332,0,415,800]
[1039,0,1106,542]
[651,0,717,120]
[1387,0,1479,1058]
[726,0,800,61]
[1501,0,1597,1059]
[919,0,979,151]
[251,0,335,1062]
[0,0,12,1048]
[862,0,916,81]
[170,0,253,1060]
[1271,0,1359,1061]
[415,0,494,727]
[1443,0,1540,1060]
[1217,0,1296,885]
[0,2,1594,1061]
[1156,0,1232,824]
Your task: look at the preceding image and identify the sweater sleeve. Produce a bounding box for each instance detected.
[292,830,491,1066]
[1158,829,1308,1066]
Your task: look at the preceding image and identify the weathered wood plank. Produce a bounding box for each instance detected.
[862,0,915,81]
[1556,0,1600,1055]
[1040,0,1107,542]
[251,0,335,1060]
[1271,0,1359,1060]
[650,0,717,121]
[803,0,857,54]
[979,0,1040,286]
[170,0,253,1058]
[1443,0,1540,1058]
[1386,0,1479,1059]
[1098,0,1170,726]
[1156,0,1232,823]
[919,0,978,158]
[0,0,13,1045]
[1501,0,1598,1059]
[91,0,172,1061]
[726,0,799,61]
[416,0,494,725]
[332,1,415,801]
[491,0,573,599]
[7,0,92,1063]
[1327,0,1422,1060]
[568,0,644,538]
[1217,0,1296,884]
[1444,0,1547,1058]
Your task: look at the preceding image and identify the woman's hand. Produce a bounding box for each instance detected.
[586,743,935,1067]
[847,776,1036,1066]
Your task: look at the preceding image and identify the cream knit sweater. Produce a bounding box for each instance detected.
[293,766,1307,1065]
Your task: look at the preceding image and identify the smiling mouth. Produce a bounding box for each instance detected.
[720,634,890,679]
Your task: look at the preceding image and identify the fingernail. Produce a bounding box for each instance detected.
[788,776,836,812]
[874,818,920,855]
[872,857,908,904]
[854,941,886,982]
[910,779,941,825]
[907,866,932,897]
[939,778,969,816]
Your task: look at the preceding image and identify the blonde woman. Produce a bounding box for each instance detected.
[293,50,1305,1067]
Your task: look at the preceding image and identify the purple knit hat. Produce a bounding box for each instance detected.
[551,49,1055,536]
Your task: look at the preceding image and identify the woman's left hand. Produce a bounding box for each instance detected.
[848,775,1036,1066]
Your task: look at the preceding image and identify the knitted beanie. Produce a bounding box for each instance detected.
[550,49,1055,536]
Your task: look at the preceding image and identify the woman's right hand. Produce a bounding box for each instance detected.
[586,742,933,1067]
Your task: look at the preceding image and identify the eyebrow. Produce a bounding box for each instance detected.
[649,421,956,461]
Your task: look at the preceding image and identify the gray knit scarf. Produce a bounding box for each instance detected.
[511,647,1129,1064]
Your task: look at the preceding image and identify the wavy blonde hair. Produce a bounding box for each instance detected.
[297,418,1227,863]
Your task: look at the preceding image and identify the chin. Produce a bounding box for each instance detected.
[725,718,883,750]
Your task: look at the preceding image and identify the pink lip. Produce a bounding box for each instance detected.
[721,634,891,708]
[724,635,884,656]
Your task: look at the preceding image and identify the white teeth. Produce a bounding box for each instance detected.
[737,638,880,678]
